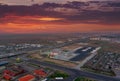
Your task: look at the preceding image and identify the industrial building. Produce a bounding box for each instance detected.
[0,61,8,66]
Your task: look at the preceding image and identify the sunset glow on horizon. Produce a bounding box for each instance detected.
[1,16,120,34]
[0,0,120,34]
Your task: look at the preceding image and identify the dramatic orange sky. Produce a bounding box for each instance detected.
[0,0,120,34]
[0,15,120,34]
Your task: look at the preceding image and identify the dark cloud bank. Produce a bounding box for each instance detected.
[0,1,120,25]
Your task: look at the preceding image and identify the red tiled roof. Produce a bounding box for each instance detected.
[34,69,47,77]
[4,68,24,77]
[4,74,11,80]
[19,74,35,81]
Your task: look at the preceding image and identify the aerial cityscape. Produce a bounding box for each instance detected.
[0,0,120,81]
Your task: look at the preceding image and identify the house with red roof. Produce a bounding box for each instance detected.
[19,74,35,81]
[34,69,47,78]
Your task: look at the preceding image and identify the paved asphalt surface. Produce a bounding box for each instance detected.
[28,59,120,81]
[70,47,95,61]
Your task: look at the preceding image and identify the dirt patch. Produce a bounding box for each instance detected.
[30,53,77,68]
[62,43,82,51]
[43,58,78,67]
[30,53,43,59]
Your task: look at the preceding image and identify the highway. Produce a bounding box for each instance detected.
[28,59,120,81]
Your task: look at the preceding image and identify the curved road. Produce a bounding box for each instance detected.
[28,59,120,81]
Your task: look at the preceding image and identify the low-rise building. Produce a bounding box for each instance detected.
[3,65,25,80]
[18,74,35,81]
[34,69,47,78]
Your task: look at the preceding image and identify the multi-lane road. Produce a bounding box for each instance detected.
[28,59,120,81]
